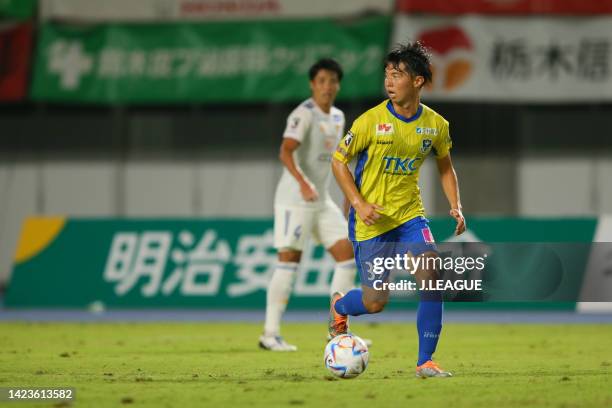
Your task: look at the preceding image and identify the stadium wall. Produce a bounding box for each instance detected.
[1,155,611,287]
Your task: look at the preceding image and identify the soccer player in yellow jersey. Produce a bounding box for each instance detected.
[329,42,466,378]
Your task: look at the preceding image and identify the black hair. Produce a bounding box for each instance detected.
[384,41,433,85]
[309,58,343,82]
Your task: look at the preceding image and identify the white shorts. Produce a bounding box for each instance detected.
[274,200,348,251]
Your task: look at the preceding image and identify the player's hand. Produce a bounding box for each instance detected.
[450,208,466,235]
[355,201,384,226]
[300,180,319,202]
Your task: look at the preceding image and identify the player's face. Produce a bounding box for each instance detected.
[310,69,340,108]
[384,63,424,105]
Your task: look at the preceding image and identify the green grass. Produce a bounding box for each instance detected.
[0,322,611,407]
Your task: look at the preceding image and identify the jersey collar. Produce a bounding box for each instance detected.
[386,100,423,123]
[308,97,331,117]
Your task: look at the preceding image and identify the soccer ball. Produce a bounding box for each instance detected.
[324,334,369,379]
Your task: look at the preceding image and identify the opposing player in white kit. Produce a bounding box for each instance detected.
[259,59,359,351]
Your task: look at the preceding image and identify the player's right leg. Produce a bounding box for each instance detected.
[314,201,373,340]
[328,237,392,337]
[315,201,357,297]
[259,249,300,351]
[260,206,312,351]
[329,285,389,337]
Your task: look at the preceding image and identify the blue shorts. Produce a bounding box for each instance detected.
[351,216,438,288]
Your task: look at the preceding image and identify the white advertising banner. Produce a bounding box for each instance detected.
[393,15,612,102]
[40,0,394,22]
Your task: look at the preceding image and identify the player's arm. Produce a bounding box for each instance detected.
[279,138,318,202]
[331,158,382,226]
[435,153,466,235]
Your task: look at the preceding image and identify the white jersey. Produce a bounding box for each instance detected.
[274,98,345,207]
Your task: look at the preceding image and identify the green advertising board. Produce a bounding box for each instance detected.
[5,217,598,309]
[31,16,390,103]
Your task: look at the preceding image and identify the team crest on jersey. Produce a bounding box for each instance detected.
[344,131,354,146]
[421,139,432,153]
[376,123,394,136]
[416,127,438,136]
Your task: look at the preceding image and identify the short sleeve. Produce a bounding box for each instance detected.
[283,107,312,143]
[432,119,452,159]
[333,116,371,164]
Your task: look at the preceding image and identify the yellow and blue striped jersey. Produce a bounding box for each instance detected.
[333,100,452,241]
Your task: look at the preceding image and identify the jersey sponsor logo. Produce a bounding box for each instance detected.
[290,117,300,129]
[420,139,432,153]
[416,127,438,136]
[376,123,394,136]
[344,131,354,146]
[382,156,421,174]
[376,140,393,145]
[421,227,435,243]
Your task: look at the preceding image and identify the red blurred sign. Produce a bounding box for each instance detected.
[397,0,612,15]
[0,22,32,101]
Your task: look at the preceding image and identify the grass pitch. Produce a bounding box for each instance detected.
[0,321,610,407]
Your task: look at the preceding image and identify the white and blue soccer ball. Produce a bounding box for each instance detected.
[324,334,369,379]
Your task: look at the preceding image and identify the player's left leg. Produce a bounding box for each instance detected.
[413,250,451,377]
[405,219,451,377]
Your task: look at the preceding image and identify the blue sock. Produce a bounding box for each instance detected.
[416,291,443,366]
[334,289,369,316]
